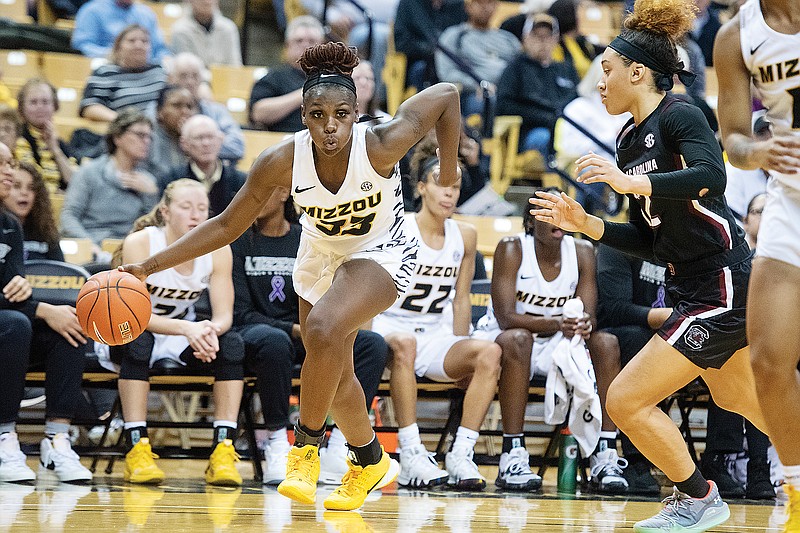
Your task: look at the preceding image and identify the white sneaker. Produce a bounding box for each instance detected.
[0,432,35,483]
[318,444,349,485]
[39,434,93,483]
[397,444,448,489]
[262,439,291,485]
[495,447,542,491]
[87,417,123,446]
[589,448,628,494]
[445,448,486,491]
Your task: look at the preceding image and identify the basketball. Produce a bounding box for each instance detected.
[76,270,151,346]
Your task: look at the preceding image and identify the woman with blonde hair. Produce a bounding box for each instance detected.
[107,178,245,486]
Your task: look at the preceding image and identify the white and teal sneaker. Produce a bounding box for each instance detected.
[634,481,730,533]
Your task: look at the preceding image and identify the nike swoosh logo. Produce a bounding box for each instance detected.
[294,185,316,194]
[520,275,537,279]
[750,39,767,55]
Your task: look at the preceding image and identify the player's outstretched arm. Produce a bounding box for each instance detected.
[367,83,462,186]
[529,191,605,240]
[716,16,800,174]
[121,141,295,281]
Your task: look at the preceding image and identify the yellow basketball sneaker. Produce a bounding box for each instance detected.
[324,447,398,511]
[277,445,320,505]
[784,484,800,532]
[124,438,165,484]
[206,439,242,486]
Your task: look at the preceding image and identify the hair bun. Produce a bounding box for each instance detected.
[298,42,359,77]
[623,0,697,40]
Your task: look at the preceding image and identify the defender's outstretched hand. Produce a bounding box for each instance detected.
[575,152,651,196]
[529,190,588,233]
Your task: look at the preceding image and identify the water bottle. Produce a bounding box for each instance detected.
[557,427,579,494]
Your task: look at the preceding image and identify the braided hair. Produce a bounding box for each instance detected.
[298,42,359,103]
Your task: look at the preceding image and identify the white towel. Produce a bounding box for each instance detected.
[543,299,602,457]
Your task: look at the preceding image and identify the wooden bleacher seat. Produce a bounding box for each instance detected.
[577,0,619,45]
[209,64,267,102]
[0,50,42,95]
[490,1,522,28]
[55,88,80,118]
[59,237,94,265]
[101,238,123,255]
[41,52,102,90]
[452,213,523,258]
[0,0,33,23]
[239,129,290,171]
[485,115,522,196]
[142,1,184,41]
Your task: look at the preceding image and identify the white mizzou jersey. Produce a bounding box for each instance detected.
[145,225,213,322]
[291,122,407,255]
[477,233,578,333]
[739,0,800,189]
[376,214,464,332]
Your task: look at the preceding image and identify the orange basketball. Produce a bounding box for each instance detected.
[76,270,151,346]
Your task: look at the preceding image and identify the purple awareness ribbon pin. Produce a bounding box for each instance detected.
[269,276,286,302]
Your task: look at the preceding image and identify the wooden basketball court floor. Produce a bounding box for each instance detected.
[0,459,788,532]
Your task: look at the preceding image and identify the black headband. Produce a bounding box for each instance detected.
[608,35,696,91]
[418,155,440,182]
[302,72,357,96]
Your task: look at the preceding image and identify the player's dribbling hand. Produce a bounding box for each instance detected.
[529,190,587,233]
[753,134,800,174]
[118,264,148,283]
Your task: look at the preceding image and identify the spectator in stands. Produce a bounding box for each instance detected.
[475,193,627,494]
[435,0,520,117]
[249,16,325,132]
[0,105,21,156]
[372,144,501,491]
[394,0,467,91]
[230,187,388,486]
[164,53,244,162]
[553,57,629,215]
[688,0,722,67]
[3,162,64,261]
[0,141,93,484]
[500,0,602,79]
[15,79,75,192]
[170,0,242,67]
[161,114,245,216]
[144,85,198,181]
[72,0,171,64]
[496,13,578,155]
[61,108,159,259]
[80,24,167,123]
[45,0,90,19]
[353,61,390,120]
[108,178,245,486]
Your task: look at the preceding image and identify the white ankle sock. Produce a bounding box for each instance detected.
[784,464,800,488]
[398,423,422,450]
[452,426,479,454]
[327,427,346,449]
